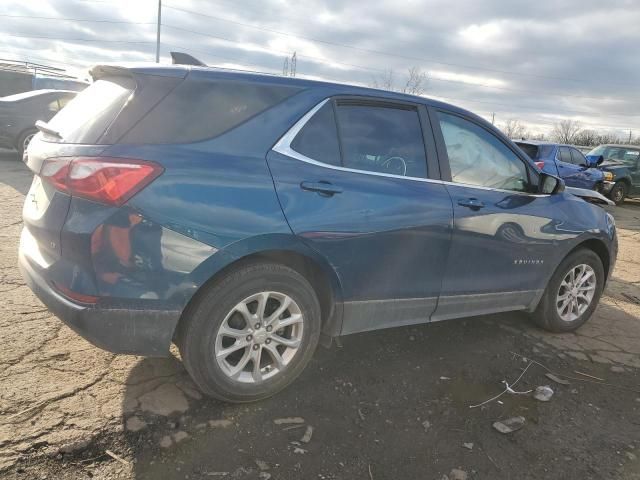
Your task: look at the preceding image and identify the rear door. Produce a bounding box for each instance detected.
[268,96,453,334]
[429,108,561,320]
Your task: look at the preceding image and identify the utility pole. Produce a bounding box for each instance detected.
[491,112,495,125]
[629,129,633,144]
[155,0,162,63]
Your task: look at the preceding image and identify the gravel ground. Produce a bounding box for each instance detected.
[0,150,639,480]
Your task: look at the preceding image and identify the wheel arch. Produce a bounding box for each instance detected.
[15,127,38,151]
[569,237,611,282]
[177,235,344,342]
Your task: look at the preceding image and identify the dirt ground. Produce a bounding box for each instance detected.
[1,149,639,480]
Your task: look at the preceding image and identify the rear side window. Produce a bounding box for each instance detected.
[47,76,135,144]
[291,102,341,166]
[335,103,428,178]
[123,79,300,144]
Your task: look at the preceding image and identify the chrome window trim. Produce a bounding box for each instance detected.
[271,98,550,198]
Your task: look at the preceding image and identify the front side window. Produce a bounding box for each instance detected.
[558,147,572,164]
[335,103,428,178]
[570,148,587,166]
[438,112,529,192]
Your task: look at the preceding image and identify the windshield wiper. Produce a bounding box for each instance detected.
[35,120,62,140]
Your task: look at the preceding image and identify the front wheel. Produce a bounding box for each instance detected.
[609,181,627,205]
[530,248,604,333]
[177,263,321,403]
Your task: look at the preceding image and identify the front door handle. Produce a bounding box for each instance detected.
[458,198,485,210]
[300,181,343,196]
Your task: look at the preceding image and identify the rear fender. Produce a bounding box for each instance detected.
[187,233,344,336]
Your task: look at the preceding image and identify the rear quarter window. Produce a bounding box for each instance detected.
[122,78,301,144]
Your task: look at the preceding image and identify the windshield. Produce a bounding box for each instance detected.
[588,145,640,166]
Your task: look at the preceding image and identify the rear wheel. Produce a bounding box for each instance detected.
[609,181,627,205]
[177,262,321,402]
[17,129,37,159]
[530,248,604,332]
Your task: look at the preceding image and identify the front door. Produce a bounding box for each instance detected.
[268,97,453,334]
[556,146,587,188]
[430,109,562,321]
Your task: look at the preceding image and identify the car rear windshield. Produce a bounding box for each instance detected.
[121,78,301,144]
[46,76,135,144]
[515,143,554,160]
[516,143,539,159]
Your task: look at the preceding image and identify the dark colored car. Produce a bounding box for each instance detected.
[20,64,617,402]
[0,89,77,156]
[587,144,640,204]
[515,141,608,191]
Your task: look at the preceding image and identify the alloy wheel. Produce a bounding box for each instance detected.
[22,133,35,154]
[556,264,596,322]
[214,291,304,383]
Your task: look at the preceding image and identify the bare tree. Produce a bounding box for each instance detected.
[573,129,598,147]
[500,119,528,139]
[402,67,428,96]
[371,69,394,91]
[551,119,582,144]
[371,67,428,95]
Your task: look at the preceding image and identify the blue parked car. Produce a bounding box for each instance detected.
[20,64,617,402]
[515,141,611,192]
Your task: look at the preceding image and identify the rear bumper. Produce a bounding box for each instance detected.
[19,250,180,357]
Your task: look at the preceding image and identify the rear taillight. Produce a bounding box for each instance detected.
[40,157,163,206]
[535,161,545,170]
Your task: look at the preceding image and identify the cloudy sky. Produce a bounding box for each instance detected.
[3,0,640,137]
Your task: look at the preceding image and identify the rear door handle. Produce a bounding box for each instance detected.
[457,198,485,210]
[300,181,343,196]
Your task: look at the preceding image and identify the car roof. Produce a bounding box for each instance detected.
[0,89,77,102]
[89,62,486,124]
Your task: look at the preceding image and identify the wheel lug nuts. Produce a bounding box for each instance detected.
[246,335,252,341]
[255,323,261,329]
[266,325,272,332]
[265,338,271,344]
[253,344,259,350]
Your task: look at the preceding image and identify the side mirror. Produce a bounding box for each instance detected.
[585,155,604,167]
[539,172,565,194]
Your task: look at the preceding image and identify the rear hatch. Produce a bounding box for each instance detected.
[22,67,184,266]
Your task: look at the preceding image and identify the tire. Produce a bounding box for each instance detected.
[609,181,628,205]
[17,129,37,159]
[177,262,321,403]
[530,248,604,333]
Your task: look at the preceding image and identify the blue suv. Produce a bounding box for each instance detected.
[515,141,609,192]
[20,64,617,402]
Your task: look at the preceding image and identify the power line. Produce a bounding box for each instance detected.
[0,13,154,25]
[162,3,630,85]
[6,33,155,45]
[4,5,637,102]
[159,24,640,120]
